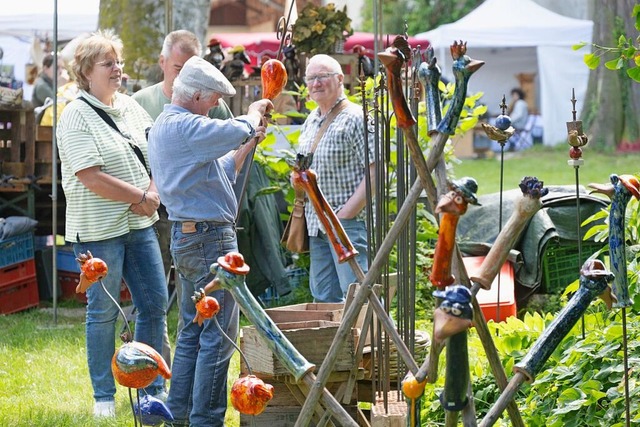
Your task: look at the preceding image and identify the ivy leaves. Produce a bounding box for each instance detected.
[573,4,640,82]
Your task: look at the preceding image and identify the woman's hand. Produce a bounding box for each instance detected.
[130,191,161,217]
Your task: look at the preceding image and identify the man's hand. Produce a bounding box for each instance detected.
[254,124,267,145]
[248,98,274,117]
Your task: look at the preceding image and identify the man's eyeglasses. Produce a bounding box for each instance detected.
[304,73,338,84]
[97,60,125,70]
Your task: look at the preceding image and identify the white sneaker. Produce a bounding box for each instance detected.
[93,400,115,417]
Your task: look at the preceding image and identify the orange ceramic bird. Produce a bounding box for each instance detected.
[230,375,275,415]
[192,288,221,326]
[75,250,108,293]
[261,58,287,100]
[112,341,171,389]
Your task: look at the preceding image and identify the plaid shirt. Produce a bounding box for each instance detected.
[298,98,375,236]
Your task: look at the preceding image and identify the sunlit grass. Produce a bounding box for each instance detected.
[0,301,241,427]
[451,144,640,196]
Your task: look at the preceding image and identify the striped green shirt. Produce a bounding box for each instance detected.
[56,90,157,243]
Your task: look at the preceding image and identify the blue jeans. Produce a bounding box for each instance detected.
[73,226,168,402]
[309,219,369,303]
[167,221,239,427]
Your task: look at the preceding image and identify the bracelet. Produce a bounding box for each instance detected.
[136,190,147,205]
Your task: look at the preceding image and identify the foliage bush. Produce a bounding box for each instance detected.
[419,306,640,426]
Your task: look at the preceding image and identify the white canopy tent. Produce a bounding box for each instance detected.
[415,0,593,146]
[0,0,99,99]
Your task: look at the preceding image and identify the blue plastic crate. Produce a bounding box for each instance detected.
[57,247,80,273]
[0,233,34,269]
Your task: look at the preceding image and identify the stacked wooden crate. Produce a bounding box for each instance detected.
[239,303,366,426]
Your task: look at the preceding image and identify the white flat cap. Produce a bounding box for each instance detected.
[177,56,236,97]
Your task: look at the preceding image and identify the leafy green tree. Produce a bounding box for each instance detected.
[577,1,640,150]
[360,0,482,36]
[98,0,210,83]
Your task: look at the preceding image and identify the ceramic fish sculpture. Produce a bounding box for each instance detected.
[112,341,171,389]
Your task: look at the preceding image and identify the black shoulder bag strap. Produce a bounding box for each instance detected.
[78,96,151,177]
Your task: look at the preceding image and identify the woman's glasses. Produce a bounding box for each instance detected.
[97,59,125,70]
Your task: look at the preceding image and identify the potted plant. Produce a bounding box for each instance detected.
[292,3,353,55]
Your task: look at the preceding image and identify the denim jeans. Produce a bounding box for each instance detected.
[309,218,369,303]
[73,226,168,403]
[167,221,239,427]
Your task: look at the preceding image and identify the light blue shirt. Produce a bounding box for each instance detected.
[148,104,255,222]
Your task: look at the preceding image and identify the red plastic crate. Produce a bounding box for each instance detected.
[58,271,131,304]
[463,256,517,322]
[1,259,36,287]
[0,276,39,314]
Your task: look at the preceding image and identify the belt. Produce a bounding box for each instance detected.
[178,220,233,233]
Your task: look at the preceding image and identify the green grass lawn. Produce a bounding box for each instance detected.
[0,300,242,427]
[451,144,640,196]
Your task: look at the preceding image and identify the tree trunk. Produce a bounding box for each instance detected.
[99,0,211,82]
[582,0,640,151]
[172,0,211,42]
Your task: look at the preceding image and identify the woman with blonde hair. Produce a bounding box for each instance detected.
[56,29,168,418]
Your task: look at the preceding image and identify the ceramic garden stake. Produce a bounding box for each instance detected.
[429,177,479,288]
[589,174,640,307]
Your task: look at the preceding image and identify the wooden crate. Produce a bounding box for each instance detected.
[240,404,363,427]
[240,320,358,376]
[265,302,344,323]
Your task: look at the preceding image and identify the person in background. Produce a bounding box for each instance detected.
[507,87,530,151]
[31,53,58,108]
[133,29,234,370]
[55,29,168,418]
[508,87,529,131]
[297,54,376,303]
[147,56,271,427]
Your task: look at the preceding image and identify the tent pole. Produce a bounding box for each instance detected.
[51,0,59,325]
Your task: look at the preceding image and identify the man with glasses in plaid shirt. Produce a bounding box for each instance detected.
[297,54,376,303]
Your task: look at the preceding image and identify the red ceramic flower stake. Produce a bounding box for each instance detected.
[230,374,275,416]
[75,250,108,293]
[73,251,174,425]
[191,253,276,417]
[234,58,286,220]
[261,58,287,101]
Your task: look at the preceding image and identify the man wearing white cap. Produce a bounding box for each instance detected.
[147,55,272,426]
[134,30,236,373]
